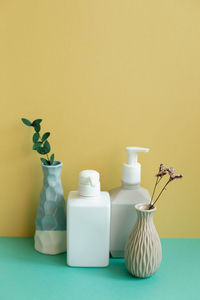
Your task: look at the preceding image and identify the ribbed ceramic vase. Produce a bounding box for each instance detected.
[125,203,162,278]
[34,161,66,255]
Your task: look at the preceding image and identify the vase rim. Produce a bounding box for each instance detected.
[41,160,63,168]
[135,203,156,212]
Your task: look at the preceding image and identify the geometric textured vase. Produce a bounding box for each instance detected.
[34,161,66,255]
[125,203,162,278]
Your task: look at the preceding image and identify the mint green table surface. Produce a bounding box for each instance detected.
[0,238,199,300]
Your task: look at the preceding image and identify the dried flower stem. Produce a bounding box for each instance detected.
[150,179,171,209]
[150,177,161,204]
[148,163,183,210]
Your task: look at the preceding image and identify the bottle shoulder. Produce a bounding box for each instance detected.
[67,191,110,207]
[109,186,151,204]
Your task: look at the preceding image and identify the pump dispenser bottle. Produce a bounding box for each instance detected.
[110,147,150,258]
[67,170,110,267]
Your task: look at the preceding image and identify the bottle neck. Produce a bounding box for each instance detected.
[121,181,140,190]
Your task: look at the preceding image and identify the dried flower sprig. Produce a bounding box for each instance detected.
[150,163,167,205]
[149,163,183,210]
[156,163,168,178]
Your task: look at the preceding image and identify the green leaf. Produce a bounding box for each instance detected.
[34,123,41,133]
[32,119,42,126]
[36,141,50,155]
[50,153,54,165]
[40,158,49,165]
[42,132,50,142]
[33,132,40,143]
[31,119,42,132]
[33,142,42,150]
[43,140,51,154]
[36,146,46,155]
[21,118,32,126]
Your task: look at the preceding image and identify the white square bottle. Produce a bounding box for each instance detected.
[67,170,110,267]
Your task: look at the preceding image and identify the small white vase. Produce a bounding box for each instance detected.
[125,203,162,278]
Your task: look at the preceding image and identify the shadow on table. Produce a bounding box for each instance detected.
[106,259,150,281]
[2,238,156,281]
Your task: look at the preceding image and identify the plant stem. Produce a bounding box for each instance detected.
[38,134,50,163]
[150,176,163,204]
[150,177,159,204]
[150,179,171,209]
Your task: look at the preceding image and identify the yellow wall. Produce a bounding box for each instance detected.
[0,0,199,237]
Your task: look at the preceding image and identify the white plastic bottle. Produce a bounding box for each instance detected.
[110,147,151,258]
[67,170,110,267]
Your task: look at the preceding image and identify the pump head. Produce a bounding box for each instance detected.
[122,146,149,185]
[78,170,101,197]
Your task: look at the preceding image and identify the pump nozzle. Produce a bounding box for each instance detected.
[126,147,149,165]
[122,146,149,185]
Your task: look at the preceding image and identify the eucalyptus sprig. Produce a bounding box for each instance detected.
[21,118,55,166]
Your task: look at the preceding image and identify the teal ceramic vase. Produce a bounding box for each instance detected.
[34,161,66,254]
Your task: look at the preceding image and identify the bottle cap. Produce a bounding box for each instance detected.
[122,147,149,185]
[78,170,100,197]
